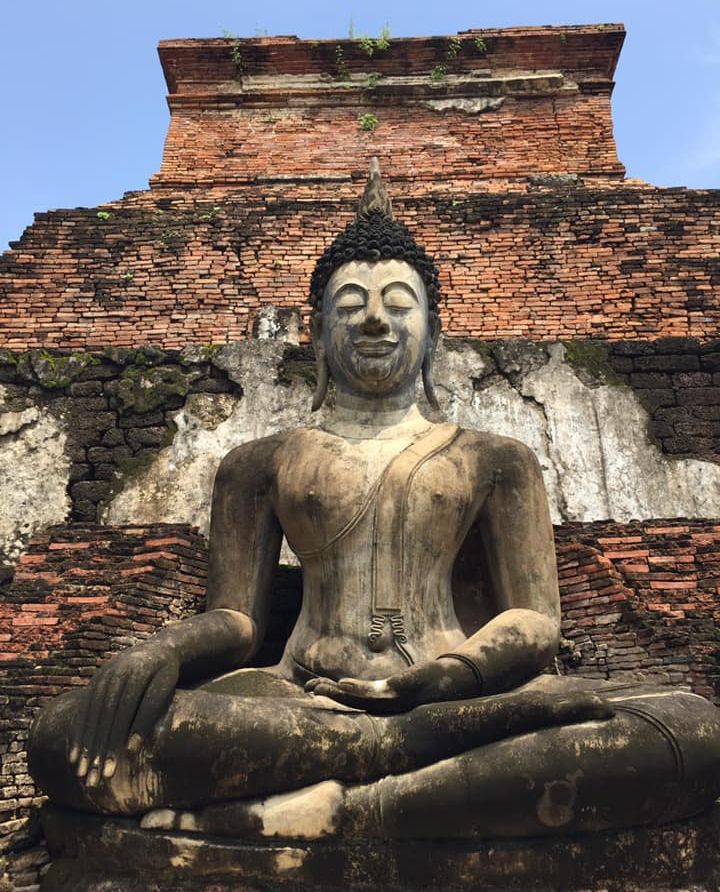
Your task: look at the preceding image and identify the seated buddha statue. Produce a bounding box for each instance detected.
[29,160,720,841]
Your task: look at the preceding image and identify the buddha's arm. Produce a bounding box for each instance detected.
[68,437,284,786]
[445,438,561,694]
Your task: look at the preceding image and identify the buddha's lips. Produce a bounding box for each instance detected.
[353,339,398,356]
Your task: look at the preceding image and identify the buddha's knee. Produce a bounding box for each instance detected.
[668,693,720,817]
[28,689,83,797]
[614,689,720,821]
[28,689,160,816]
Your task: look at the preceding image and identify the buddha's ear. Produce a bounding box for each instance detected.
[422,314,441,411]
[311,313,329,412]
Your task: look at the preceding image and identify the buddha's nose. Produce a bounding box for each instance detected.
[359,313,390,336]
[359,294,390,336]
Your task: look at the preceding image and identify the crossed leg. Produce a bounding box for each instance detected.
[29,670,608,817]
[29,672,720,839]
[142,684,720,840]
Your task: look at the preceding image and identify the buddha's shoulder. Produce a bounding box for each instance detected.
[217,427,336,471]
[216,430,299,476]
[453,426,542,467]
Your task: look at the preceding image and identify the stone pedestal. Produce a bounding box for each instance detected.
[40,804,720,892]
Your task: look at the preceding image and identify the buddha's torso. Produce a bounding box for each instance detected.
[271,411,495,681]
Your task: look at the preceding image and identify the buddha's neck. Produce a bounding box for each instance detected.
[322,403,430,441]
[333,385,417,416]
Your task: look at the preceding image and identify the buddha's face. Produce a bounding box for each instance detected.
[320,259,432,399]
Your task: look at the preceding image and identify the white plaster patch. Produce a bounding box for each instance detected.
[0,387,70,562]
[140,808,176,830]
[423,97,505,114]
[251,780,344,839]
[440,344,720,523]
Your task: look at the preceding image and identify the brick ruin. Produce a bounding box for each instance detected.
[1,22,720,889]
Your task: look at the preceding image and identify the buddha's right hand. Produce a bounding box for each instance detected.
[68,641,180,787]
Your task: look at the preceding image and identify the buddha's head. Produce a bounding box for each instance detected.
[309,159,441,411]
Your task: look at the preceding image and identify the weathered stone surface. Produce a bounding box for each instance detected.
[3,338,720,567]
[96,339,720,539]
[26,232,720,870]
[438,343,720,524]
[6,518,720,887]
[0,386,70,562]
[104,341,323,536]
[422,96,505,114]
[39,803,720,892]
[0,351,245,565]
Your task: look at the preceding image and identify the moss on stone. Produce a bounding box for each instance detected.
[102,347,136,366]
[116,365,192,415]
[103,346,172,368]
[108,451,159,496]
[180,344,225,366]
[15,350,100,389]
[563,340,622,384]
[445,337,495,360]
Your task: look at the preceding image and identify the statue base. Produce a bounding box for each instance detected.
[40,803,720,892]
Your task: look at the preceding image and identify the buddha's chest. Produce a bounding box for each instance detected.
[274,431,480,559]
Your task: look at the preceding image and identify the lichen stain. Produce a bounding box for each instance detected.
[536,769,582,827]
[169,838,202,868]
[274,848,306,872]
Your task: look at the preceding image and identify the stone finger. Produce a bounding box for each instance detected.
[304,677,332,692]
[68,688,91,764]
[84,673,117,786]
[77,674,110,778]
[101,673,145,779]
[128,663,177,744]
[89,674,132,783]
[338,677,390,696]
[312,682,364,708]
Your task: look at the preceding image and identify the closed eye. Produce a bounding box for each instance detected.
[384,292,417,312]
[382,282,418,311]
[333,286,367,311]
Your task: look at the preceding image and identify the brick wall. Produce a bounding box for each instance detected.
[607,339,720,459]
[0,523,298,880]
[0,525,208,888]
[154,27,624,190]
[3,188,720,350]
[155,97,621,191]
[555,520,720,701]
[2,27,718,353]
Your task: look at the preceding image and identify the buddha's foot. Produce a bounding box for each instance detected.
[140,780,347,840]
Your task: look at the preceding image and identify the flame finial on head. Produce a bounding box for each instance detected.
[357,157,393,220]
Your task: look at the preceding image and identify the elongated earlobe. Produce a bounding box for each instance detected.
[311,314,329,412]
[312,356,329,411]
[422,316,441,411]
[422,354,439,411]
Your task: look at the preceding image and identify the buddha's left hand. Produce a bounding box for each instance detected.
[305,657,478,714]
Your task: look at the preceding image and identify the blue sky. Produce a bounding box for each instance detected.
[2,0,719,251]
